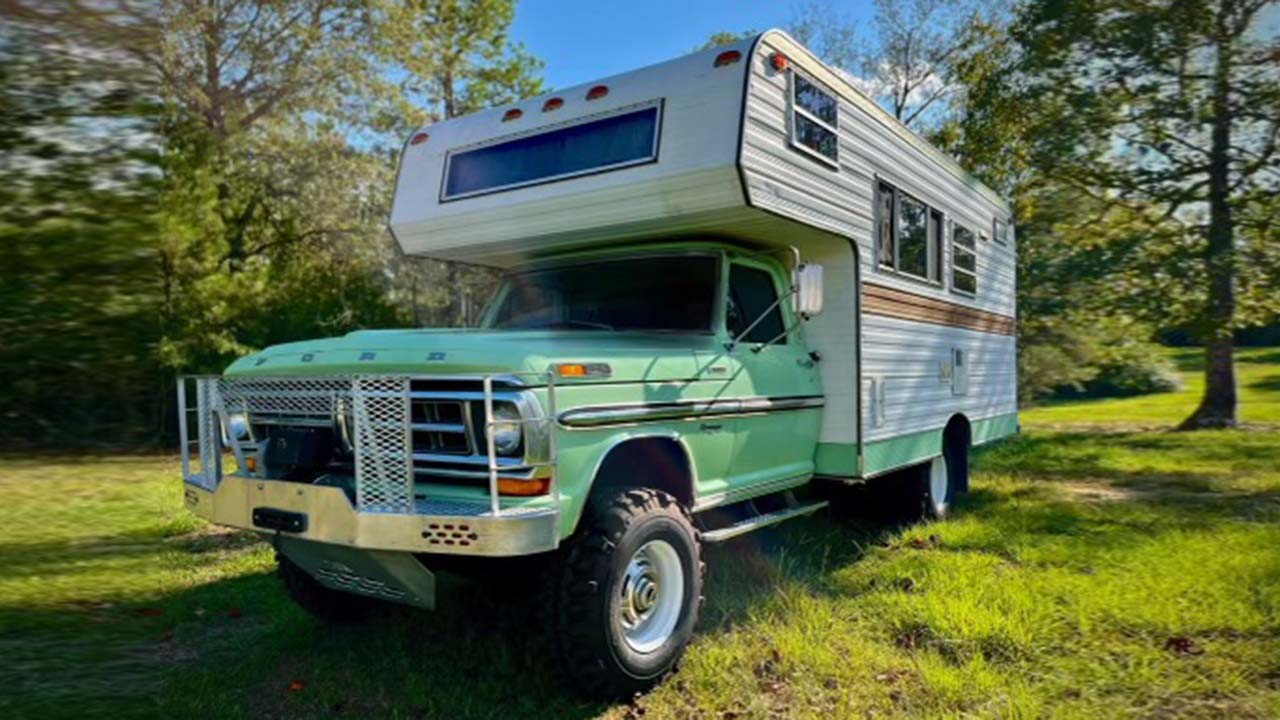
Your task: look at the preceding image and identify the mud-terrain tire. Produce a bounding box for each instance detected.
[277,553,381,624]
[543,488,704,700]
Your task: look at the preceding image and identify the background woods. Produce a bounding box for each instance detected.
[1,0,1277,447]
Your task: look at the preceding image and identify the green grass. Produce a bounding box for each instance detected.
[1022,347,1280,429]
[4,349,1280,719]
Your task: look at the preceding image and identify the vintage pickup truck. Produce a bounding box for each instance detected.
[178,30,1017,698]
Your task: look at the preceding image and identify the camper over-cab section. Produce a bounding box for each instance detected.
[390,29,1017,479]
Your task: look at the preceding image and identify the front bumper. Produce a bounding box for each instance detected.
[184,475,560,557]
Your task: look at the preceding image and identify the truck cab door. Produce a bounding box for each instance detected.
[720,260,822,493]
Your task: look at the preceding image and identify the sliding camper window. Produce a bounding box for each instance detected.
[876,182,941,284]
[441,103,661,201]
[952,225,978,296]
[789,73,838,164]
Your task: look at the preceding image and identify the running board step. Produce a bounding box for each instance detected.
[702,500,828,543]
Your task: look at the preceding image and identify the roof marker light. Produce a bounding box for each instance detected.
[409,132,429,145]
[770,52,790,71]
[586,85,609,101]
[714,50,742,67]
[502,108,523,122]
[542,97,564,112]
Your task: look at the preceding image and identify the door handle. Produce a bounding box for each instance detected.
[700,423,723,432]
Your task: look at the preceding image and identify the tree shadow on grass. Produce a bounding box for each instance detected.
[1248,374,1280,393]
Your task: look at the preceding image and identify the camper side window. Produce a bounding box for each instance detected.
[877,182,895,267]
[994,218,1011,246]
[789,73,838,164]
[952,225,978,296]
[877,182,941,284]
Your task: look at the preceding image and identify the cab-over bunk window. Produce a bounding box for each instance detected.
[788,73,838,165]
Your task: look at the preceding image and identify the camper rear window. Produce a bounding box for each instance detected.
[442,104,661,201]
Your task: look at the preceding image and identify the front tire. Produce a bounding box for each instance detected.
[544,488,704,699]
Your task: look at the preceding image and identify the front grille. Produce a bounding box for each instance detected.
[410,398,470,455]
[215,375,535,494]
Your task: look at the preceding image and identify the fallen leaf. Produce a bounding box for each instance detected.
[1164,636,1205,656]
[288,679,306,692]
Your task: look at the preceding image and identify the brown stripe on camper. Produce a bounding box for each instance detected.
[863,283,1016,336]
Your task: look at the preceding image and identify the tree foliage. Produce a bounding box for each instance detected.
[0,0,539,447]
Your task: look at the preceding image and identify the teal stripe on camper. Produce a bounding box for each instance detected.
[862,412,1019,477]
[972,412,1019,446]
[863,428,944,477]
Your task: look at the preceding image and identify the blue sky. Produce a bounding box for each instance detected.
[510,1,873,90]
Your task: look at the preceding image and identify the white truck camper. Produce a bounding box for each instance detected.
[390,29,1019,482]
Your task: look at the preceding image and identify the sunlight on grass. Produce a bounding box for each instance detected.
[3,349,1279,719]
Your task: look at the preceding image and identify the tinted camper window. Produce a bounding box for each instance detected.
[443,104,660,200]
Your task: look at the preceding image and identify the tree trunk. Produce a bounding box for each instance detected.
[1178,9,1237,430]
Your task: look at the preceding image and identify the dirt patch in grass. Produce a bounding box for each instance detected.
[166,523,263,554]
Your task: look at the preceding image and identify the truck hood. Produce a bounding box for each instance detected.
[224,329,727,384]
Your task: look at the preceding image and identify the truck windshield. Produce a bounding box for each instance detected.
[487,256,718,332]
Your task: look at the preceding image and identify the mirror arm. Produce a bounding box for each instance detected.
[726,285,798,352]
[750,313,811,353]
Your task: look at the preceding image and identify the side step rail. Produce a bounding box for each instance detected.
[702,499,828,544]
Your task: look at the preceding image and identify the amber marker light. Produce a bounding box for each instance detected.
[770,52,790,71]
[714,50,742,67]
[554,362,612,379]
[586,84,609,101]
[497,475,552,496]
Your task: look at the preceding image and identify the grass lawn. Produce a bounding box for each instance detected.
[3,348,1279,719]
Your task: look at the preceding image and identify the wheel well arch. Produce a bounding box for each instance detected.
[942,414,972,492]
[587,434,697,508]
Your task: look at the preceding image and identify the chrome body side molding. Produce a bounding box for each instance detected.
[557,395,824,429]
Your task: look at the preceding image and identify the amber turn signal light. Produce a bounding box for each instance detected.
[497,476,551,496]
[554,362,612,378]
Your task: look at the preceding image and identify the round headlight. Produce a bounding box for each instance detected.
[487,403,523,456]
[224,412,252,444]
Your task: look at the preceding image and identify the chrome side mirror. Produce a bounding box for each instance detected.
[796,264,824,318]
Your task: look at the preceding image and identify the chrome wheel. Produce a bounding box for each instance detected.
[929,454,949,515]
[618,539,684,654]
